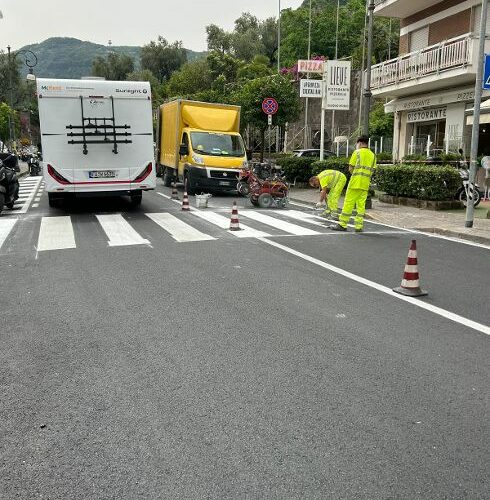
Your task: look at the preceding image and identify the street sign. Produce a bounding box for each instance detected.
[300,79,323,98]
[323,60,352,111]
[297,59,324,74]
[483,54,490,90]
[268,114,272,126]
[262,97,278,115]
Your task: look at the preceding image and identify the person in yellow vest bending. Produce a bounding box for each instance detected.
[309,169,347,219]
[330,135,376,233]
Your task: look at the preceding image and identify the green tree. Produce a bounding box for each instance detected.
[207,51,241,83]
[0,102,19,145]
[126,69,167,107]
[234,74,300,160]
[206,25,232,54]
[369,101,394,137]
[91,52,135,80]
[237,55,273,80]
[166,59,213,98]
[141,37,187,83]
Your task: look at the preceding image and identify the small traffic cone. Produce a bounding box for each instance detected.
[229,201,241,231]
[182,188,190,211]
[171,181,179,200]
[393,240,428,297]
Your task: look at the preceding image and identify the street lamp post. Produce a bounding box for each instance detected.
[6,45,38,147]
[362,0,375,136]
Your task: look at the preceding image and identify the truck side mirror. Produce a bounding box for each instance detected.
[179,144,188,156]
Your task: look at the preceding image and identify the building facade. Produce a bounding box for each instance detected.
[373,0,490,160]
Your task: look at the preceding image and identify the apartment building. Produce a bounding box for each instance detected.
[372,0,490,160]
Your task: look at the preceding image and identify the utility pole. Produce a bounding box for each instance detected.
[331,0,340,150]
[7,45,14,148]
[362,0,375,136]
[303,0,312,149]
[465,0,488,227]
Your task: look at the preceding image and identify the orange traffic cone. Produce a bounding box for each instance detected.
[393,240,428,297]
[229,201,241,231]
[182,188,190,211]
[171,181,179,200]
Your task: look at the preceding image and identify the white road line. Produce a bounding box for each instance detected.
[241,211,320,236]
[15,177,42,214]
[96,214,150,247]
[191,210,270,238]
[289,200,490,250]
[0,219,17,250]
[146,213,216,242]
[260,238,490,336]
[32,203,39,208]
[157,192,182,205]
[37,216,76,252]
[272,209,327,227]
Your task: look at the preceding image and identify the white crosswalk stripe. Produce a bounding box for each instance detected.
[146,213,215,242]
[6,176,42,215]
[273,209,327,227]
[37,216,76,252]
[240,210,320,236]
[191,210,270,238]
[96,214,150,247]
[0,219,17,250]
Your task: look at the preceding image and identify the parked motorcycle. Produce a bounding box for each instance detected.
[455,164,482,207]
[0,154,20,214]
[28,153,42,176]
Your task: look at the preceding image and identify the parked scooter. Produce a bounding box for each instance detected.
[28,153,42,176]
[455,162,482,207]
[0,154,20,214]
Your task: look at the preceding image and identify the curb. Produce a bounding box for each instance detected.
[290,197,490,245]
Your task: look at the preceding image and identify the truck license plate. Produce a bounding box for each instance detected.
[89,170,116,178]
[219,181,230,186]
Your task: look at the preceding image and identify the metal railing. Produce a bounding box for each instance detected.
[371,34,472,89]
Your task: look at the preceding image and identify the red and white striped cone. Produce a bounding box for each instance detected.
[393,240,428,297]
[171,181,179,200]
[181,189,190,211]
[229,201,241,231]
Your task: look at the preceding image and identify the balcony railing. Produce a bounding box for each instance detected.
[371,34,472,90]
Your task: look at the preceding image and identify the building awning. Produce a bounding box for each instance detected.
[466,99,490,125]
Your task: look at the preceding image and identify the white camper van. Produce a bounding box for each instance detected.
[36,78,156,207]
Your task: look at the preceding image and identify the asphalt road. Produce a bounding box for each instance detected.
[1,179,489,499]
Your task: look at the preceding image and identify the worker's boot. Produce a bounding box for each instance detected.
[329,224,346,231]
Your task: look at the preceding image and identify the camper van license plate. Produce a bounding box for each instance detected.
[89,170,116,179]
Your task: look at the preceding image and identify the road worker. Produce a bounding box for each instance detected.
[330,135,376,233]
[309,169,347,220]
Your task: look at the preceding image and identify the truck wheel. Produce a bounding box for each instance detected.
[162,168,173,187]
[184,173,195,195]
[48,193,62,208]
[130,191,142,207]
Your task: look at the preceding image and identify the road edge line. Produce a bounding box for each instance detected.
[259,237,490,336]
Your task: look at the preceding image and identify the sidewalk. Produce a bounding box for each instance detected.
[290,187,490,245]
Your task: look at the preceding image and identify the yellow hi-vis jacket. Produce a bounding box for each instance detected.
[348,148,377,191]
[317,169,346,190]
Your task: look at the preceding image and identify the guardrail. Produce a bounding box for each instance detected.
[371,34,472,89]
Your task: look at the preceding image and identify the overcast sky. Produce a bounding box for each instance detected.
[1,0,303,51]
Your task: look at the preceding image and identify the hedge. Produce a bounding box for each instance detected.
[311,157,351,178]
[376,165,461,201]
[275,156,315,182]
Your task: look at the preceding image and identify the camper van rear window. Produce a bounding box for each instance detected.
[66,96,132,155]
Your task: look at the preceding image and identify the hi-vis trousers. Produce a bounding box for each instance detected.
[323,179,346,217]
[339,188,369,230]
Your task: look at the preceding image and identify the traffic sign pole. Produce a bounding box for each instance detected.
[466,0,488,228]
[262,98,279,163]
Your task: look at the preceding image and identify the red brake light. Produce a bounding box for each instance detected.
[134,163,152,183]
[47,164,71,185]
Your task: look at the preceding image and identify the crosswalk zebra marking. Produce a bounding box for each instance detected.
[37,216,76,252]
[273,209,328,227]
[146,213,215,242]
[96,214,150,247]
[191,210,270,238]
[240,210,320,236]
[7,177,42,215]
[0,219,17,250]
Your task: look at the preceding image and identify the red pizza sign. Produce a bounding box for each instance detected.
[262,98,278,115]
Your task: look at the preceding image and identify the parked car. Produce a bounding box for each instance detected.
[293,148,335,159]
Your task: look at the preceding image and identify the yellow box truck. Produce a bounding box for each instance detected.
[156,100,247,194]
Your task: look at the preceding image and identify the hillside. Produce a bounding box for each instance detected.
[19,37,205,79]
